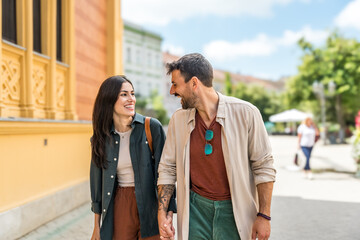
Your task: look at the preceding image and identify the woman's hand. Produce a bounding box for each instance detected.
[91,214,101,240]
[159,211,175,240]
[90,225,100,240]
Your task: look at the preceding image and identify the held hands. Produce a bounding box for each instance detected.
[251,216,271,240]
[158,211,175,240]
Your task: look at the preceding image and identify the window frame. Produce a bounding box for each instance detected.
[2,0,18,43]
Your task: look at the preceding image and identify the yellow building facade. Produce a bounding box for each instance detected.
[0,0,123,238]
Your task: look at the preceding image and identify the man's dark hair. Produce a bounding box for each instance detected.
[166,53,213,87]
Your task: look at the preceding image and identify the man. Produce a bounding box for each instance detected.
[157,53,276,240]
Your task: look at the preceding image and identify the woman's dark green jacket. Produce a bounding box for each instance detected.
[90,113,177,240]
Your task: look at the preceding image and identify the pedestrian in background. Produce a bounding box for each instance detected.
[90,76,176,240]
[157,53,276,240]
[297,117,319,180]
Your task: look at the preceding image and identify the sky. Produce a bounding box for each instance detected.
[122,0,360,81]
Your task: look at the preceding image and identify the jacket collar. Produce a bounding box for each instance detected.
[131,112,145,125]
[216,92,226,119]
[110,112,144,134]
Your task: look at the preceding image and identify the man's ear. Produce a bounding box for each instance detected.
[191,76,199,89]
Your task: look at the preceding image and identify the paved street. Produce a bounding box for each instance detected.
[270,136,360,240]
[19,136,360,240]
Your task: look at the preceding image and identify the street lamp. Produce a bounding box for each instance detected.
[312,80,336,144]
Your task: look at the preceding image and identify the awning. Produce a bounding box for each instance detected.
[269,109,313,122]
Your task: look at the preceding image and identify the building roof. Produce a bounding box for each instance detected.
[213,69,285,92]
[163,51,180,64]
[123,19,162,40]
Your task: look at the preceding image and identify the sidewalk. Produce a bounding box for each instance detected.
[19,136,359,239]
[270,136,360,239]
[270,135,357,173]
[271,136,360,203]
[19,203,93,240]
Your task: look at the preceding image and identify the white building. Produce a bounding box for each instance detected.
[163,52,181,117]
[123,20,164,97]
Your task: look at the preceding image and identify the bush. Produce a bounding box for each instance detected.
[351,129,360,163]
[135,91,169,125]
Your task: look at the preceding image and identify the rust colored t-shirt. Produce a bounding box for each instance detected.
[190,111,231,201]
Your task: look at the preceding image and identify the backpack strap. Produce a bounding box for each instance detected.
[145,117,153,156]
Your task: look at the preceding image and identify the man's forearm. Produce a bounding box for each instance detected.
[158,184,176,238]
[257,182,274,216]
[158,184,175,213]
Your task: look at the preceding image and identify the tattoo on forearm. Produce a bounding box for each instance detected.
[158,184,175,212]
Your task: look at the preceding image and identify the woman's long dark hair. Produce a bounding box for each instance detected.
[91,75,133,168]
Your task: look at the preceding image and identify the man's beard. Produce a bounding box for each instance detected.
[181,93,197,109]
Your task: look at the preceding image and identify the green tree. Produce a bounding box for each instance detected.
[149,90,169,125]
[232,82,283,121]
[286,33,360,139]
[135,91,169,125]
[224,72,233,95]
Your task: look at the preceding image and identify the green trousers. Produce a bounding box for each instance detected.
[189,191,241,240]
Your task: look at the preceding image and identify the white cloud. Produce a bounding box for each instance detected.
[278,26,328,46]
[334,0,360,30]
[122,0,295,26]
[204,34,276,60]
[203,26,328,60]
[162,44,185,56]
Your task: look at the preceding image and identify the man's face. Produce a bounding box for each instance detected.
[170,70,197,109]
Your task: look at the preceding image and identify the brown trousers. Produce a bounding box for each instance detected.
[113,186,160,240]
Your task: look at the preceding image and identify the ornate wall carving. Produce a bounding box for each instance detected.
[32,61,47,108]
[1,46,73,119]
[1,52,21,106]
[56,67,66,110]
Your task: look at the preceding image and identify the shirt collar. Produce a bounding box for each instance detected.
[110,112,144,134]
[216,92,226,119]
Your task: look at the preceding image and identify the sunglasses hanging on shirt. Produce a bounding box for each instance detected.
[205,129,213,155]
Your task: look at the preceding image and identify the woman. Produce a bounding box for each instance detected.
[90,76,176,240]
[297,117,319,180]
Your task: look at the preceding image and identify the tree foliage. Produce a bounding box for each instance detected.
[224,72,233,96]
[135,90,169,125]
[285,33,360,131]
[232,82,283,122]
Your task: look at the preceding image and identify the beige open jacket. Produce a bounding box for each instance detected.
[158,93,276,240]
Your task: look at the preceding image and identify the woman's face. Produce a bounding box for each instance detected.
[113,82,136,117]
[305,118,313,126]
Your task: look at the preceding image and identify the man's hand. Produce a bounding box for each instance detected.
[251,216,271,240]
[254,182,273,240]
[158,211,175,239]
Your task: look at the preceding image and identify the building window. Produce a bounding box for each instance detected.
[126,47,131,63]
[56,0,62,61]
[156,54,161,67]
[136,49,141,64]
[2,0,17,43]
[148,53,152,67]
[0,0,77,120]
[33,0,42,53]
